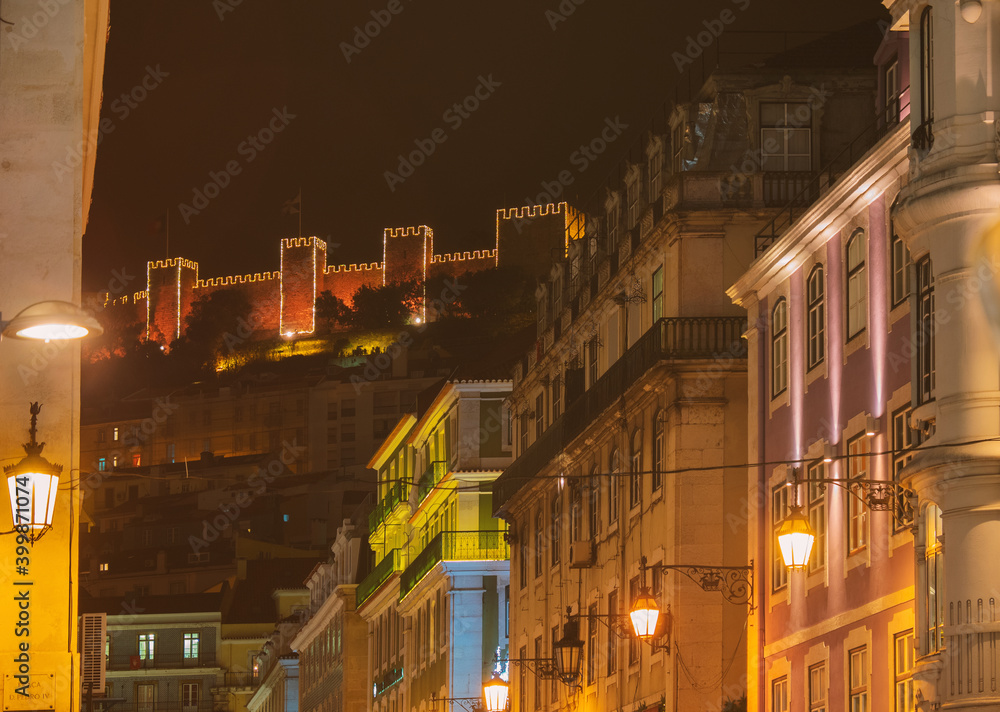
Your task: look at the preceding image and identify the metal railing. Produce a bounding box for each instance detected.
[220,672,255,689]
[106,653,217,672]
[755,94,911,256]
[399,531,509,600]
[495,316,746,509]
[368,480,404,531]
[356,548,402,607]
[416,461,447,504]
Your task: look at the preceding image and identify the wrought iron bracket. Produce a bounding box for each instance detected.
[798,475,914,522]
[643,558,755,610]
[431,694,483,712]
[501,658,574,687]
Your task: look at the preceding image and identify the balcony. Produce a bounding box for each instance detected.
[219,672,255,690]
[107,653,217,672]
[356,548,402,608]
[368,480,404,531]
[494,316,747,509]
[398,530,509,600]
[416,460,447,505]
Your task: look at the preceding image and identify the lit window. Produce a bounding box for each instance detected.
[916,256,935,404]
[99,562,109,572]
[772,676,789,712]
[132,454,141,467]
[849,646,869,712]
[847,230,867,338]
[113,426,119,442]
[894,631,914,712]
[848,435,870,553]
[809,663,826,712]
[771,299,788,397]
[111,455,118,468]
[138,633,155,660]
[924,504,944,654]
[806,265,825,370]
[98,458,106,472]
[183,632,200,660]
[772,484,790,591]
[806,461,826,573]
[891,221,911,307]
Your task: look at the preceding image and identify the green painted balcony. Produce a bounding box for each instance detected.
[399,530,509,600]
[356,548,403,608]
[368,480,405,531]
[416,460,447,505]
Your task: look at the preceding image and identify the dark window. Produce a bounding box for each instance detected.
[916,256,935,405]
[806,266,825,370]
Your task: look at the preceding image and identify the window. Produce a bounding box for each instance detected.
[919,7,934,129]
[628,576,640,664]
[848,435,870,553]
[608,449,620,524]
[97,458,106,472]
[847,230,867,338]
[99,562,108,572]
[849,646,869,712]
[652,413,664,492]
[534,511,544,577]
[341,423,356,443]
[924,504,944,654]
[138,633,155,660]
[806,462,826,573]
[807,266,825,370]
[772,299,788,397]
[569,481,582,542]
[894,631,914,712]
[629,430,642,509]
[772,676,789,712]
[627,176,640,228]
[181,682,199,711]
[587,603,598,684]
[341,399,356,417]
[142,529,153,547]
[652,266,663,323]
[166,443,175,463]
[535,393,545,439]
[885,59,901,126]
[607,590,618,674]
[607,202,620,252]
[132,454,141,467]
[809,663,827,712]
[183,632,200,660]
[550,494,562,566]
[893,407,915,530]
[552,378,561,421]
[891,222,911,307]
[97,429,106,444]
[916,256,935,404]
[113,426,119,442]
[772,484,790,591]
[648,143,663,200]
[588,467,600,537]
[760,102,812,172]
[518,522,527,589]
[588,337,599,386]
[672,123,685,172]
[137,683,155,712]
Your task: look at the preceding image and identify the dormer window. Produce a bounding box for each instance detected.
[760,102,812,173]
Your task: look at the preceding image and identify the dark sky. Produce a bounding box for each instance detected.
[83,0,886,292]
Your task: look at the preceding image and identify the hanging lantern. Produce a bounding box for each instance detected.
[482,673,509,712]
[4,403,62,542]
[629,587,661,639]
[777,505,815,570]
[552,618,584,685]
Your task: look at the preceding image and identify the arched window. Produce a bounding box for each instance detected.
[807,265,825,369]
[772,299,788,397]
[588,465,601,537]
[629,430,642,508]
[847,230,868,338]
[608,449,621,524]
[923,503,944,654]
[653,412,664,492]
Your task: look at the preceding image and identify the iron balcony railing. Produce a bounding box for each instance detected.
[495,316,747,509]
[755,93,911,257]
[416,461,447,504]
[398,530,509,600]
[106,653,218,671]
[356,548,402,608]
[368,480,404,531]
[219,672,255,689]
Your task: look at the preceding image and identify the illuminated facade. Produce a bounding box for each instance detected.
[357,379,513,712]
[728,26,916,712]
[104,202,578,345]
[493,42,879,712]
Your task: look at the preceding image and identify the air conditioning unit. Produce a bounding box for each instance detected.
[569,540,595,568]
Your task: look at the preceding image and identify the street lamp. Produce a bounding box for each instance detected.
[482,673,509,712]
[629,587,662,639]
[777,504,815,570]
[552,615,584,685]
[1,300,102,341]
[4,403,62,542]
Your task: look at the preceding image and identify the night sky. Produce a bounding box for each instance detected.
[82,0,885,293]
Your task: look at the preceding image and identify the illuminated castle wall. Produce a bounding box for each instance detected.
[117,202,578,344]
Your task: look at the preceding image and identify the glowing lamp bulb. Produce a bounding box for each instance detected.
[777,505,816,570]
[413,316,423,325]
[483,673,509,712]
[629,588,660,639]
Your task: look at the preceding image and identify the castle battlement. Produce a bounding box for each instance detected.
[148,257,199,271]
[384,226,432,239]
[325,262,383,274]
[431,249,498,263]
[496,202,567,221]
[281,236,327,251]
[198,271,279,288]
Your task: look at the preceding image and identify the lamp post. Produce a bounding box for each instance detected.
[4,403,62,542]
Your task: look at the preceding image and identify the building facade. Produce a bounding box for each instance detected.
[493,37,880,712]
[358,379,513,712]
[728,26,917,712]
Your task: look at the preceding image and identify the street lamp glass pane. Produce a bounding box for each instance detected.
[777,508,815,569]
[483,676,509,712]
[629,593,660,639]
[15,323,90,340]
